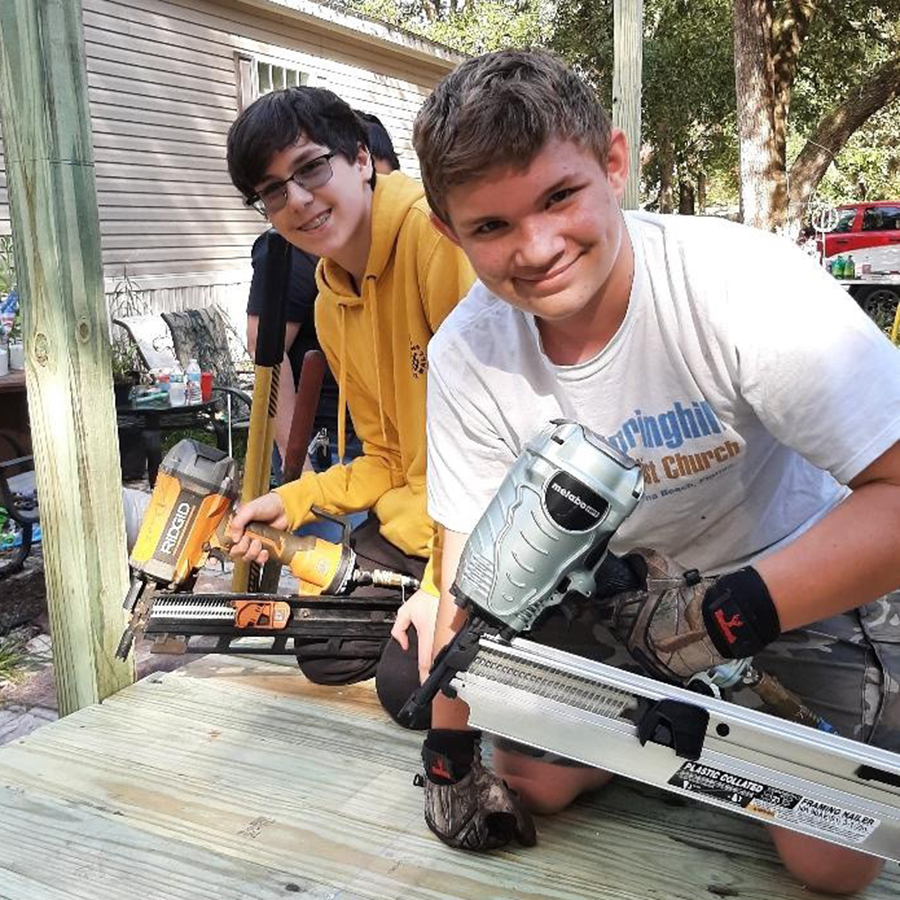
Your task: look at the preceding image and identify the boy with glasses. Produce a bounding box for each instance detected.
[414,50,900,892]
[226,88,474,725]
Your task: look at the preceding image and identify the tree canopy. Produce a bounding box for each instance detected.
[346,0,900,224]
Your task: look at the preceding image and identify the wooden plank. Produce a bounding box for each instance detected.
[101,232,258,249]
[92,119,232,149]
[96,177,240,196]
[88,92,236,125]
[612,0,643,210]
[83,19,237,74]
[101,241,250,258]
[82,5,244,63]
[92,139,227,163]
[93,153,229,176]
[86,71,238,111]
[0,0,133,714]
[98,205,256,222]
[102,259,253,278]
[100,220,260,236]
[0,657,896,899]
[85,48,238,95]
[0,785,339,900]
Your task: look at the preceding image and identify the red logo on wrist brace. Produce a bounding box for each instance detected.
[431,757,452,781]
[714,609,744,645]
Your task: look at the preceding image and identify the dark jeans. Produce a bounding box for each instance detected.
[294,513,430,730]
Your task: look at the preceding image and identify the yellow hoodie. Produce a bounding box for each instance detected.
[274,171,474,587]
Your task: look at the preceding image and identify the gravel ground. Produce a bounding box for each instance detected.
[0,472,303,747]
[0,538,207,746]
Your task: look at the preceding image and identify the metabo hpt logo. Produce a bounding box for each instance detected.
[545,473,608,531]
[161,500,193,556]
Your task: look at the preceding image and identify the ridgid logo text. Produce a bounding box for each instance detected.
[161,502,192,555]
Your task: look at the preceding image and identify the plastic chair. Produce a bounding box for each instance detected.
[161,307,253,456]
[113,308,253,457]
[0,432,38,578]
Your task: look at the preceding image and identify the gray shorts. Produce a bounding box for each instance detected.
[496,591,900,764]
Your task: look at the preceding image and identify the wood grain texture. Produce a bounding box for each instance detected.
[0,0,134,714]
[0,656,897,899]
[612,0,643,211]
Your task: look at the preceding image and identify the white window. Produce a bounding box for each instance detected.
[236,54,309,110]
[256,59,308,94]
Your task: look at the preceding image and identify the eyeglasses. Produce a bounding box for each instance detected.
[247,152,336,216]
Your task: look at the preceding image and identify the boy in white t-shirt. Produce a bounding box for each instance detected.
[412,49,900,891]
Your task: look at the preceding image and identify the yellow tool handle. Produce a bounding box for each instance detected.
[241,522,348,592]
[232,365,278,593]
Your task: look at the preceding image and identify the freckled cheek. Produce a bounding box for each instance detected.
[467,247,507,284]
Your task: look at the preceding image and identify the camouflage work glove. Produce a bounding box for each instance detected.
[421,729,537,852]
[606,549,781,683]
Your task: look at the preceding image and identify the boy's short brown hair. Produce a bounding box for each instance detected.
[414,50,612,225]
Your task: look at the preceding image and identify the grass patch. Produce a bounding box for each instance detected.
[0,634,28,684]
[161,428,248,466]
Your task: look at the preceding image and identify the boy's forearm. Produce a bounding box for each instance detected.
[754,442,900,631]
[299,454,398,518]
[431,592,473,730]
[431,527,473,730]
[757,477,900,632]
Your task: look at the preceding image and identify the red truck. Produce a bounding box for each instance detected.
[816,201,900,331]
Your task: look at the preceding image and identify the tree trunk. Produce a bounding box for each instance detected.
[733,0,786,231]
[697,171,708,214]
[770,1,817,186]
[787,56,900,227]
[679,179,695,215]
[657,125,675,213]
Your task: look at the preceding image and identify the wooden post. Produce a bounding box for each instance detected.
[613,0,644,210]
[231,231,291,594]
[0,0,133,713]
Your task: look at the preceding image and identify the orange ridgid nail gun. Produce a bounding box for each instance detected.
[115,439,419,660]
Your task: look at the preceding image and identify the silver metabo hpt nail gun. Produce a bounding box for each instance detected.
[401,419,900,861]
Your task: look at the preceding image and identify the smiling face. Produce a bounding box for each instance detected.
[433,135,633,357]
[256,135,374,280]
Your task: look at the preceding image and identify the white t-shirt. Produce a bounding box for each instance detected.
[426,212,900,574]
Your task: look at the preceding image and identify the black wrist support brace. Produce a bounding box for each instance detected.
[701,567,781,659]
[423,729,481,784]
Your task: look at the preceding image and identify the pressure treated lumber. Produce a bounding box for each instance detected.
[0,0,133,713]
[613,0,643,210]
[0,656,897,899]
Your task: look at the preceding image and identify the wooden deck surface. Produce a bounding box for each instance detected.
[0,655,898,900]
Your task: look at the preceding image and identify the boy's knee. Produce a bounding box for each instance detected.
[375,632,431,730]
[768,827,884,895]
[494,750,612,815]
[295,638,382,686]
[297,655,379,686]
[501,774,580,815]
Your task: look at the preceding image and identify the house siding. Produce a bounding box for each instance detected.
[0,0,456,330]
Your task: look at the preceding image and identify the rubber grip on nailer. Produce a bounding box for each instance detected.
[242,522,315,567]
[241,523,348,593]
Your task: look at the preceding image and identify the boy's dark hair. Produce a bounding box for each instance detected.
[414,50,612,224]
[227,87,372,201]
[355,111,401,172]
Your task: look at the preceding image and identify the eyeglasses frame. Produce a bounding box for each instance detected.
[246,151,338,217]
